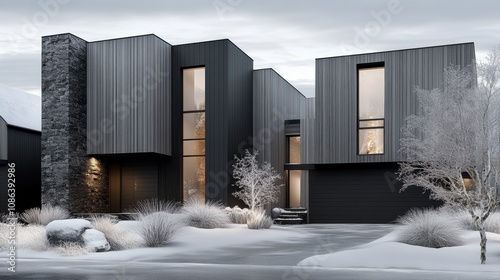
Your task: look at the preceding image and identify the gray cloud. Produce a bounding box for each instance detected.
[0,53,40,94]
[0,0,499,97]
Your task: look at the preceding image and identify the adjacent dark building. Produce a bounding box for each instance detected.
[0,84,41,214]
[40,32,476,223]
[300,43,476,222]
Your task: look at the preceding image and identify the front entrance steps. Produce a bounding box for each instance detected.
[274,207,308,225]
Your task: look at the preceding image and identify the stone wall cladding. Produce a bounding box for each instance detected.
[42,33,109,213]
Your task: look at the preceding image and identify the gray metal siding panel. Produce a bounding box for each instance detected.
[285,123,300,135]
[301,118,316,164]
[87,35,171,155]
[253,69,310,208]
[226,42,254,206]
[313,43,476,164]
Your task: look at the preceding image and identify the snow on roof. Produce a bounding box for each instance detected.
[0,83,41,131]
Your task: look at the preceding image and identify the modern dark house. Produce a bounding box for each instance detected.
[40,33,475,223]
[0,84,41,214]
[299,43,476,222]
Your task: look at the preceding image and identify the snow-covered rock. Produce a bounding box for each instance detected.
[46,219,92,246]
[271,208,282,219]
[46,219,111,252]
[82,229,110,252]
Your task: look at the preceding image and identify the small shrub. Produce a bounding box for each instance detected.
[0,224,8,251]
[0,213,18,224]
[484,212,500,233]
[182,200,230,229]
[39,205,70,225]
[438,206,500,233]
[90,215,142,250]
[225,206,251,224]
[20,207,41,224]
[138,212,185,247]
[247,209,273,230]
[53,242,91,256]
[20,205,70,226]
[396,208,464,248]
[17,225,50,251]
[128,199,180,220]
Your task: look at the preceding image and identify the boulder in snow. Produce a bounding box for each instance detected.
[271,208,282,219]
[46,219,92,246]
[82,229,110,252]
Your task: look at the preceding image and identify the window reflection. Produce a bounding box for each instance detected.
[183,67,206,203]
[358,66,385,154]
[289,136,301,164]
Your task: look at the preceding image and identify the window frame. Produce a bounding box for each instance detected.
[357,63,385,155]
[182,66,206,203]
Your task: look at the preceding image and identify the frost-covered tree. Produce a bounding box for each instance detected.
[232,150,283,211]
[398,46,500,264]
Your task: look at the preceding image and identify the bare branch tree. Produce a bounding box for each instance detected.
[232,149,283,211]
[398,46,500,264]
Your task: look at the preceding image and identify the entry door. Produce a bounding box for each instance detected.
[121,162,158,211]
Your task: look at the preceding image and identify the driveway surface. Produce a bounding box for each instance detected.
[1,224,499,280]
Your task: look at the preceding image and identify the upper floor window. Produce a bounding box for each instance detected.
[358,65,385,155]
[288,136,301,164]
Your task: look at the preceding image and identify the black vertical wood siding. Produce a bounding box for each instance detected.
[0,165,6,213]
[87,35,171,155]
[5,127,41,213]
[253,69,312,208]
[312,43,476,164]
[171,40,254,205]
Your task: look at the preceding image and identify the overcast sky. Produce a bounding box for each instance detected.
[1,0,499,97]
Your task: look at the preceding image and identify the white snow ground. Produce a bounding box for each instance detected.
[299,229,500,273]
[2,223,500,279]
[16,222,317,262]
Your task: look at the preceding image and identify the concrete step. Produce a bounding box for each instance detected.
[274,207,308,224]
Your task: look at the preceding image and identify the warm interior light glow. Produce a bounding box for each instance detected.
[463,178,472,191]
[358,66,385,155]
[183,67,206,203]
[289,170,301,207]
[289,136,301,164]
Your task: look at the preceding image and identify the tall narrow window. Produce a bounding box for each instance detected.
[287,136,301,207]
[358,65,385,154]
[183,67,205,203]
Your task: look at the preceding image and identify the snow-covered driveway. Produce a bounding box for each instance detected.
[2,224,499,280]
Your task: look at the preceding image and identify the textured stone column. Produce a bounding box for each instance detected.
[41,33,109,213]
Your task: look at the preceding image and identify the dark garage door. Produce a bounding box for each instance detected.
[309,163,440,223]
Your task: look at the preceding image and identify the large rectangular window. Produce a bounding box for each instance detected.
[183,67,206,203]
[358,65,385,155]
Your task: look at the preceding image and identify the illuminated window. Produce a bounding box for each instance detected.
[287,136,301,207]
[288,136,301,164]
[358,65,385,154]
[183,67,206,203]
